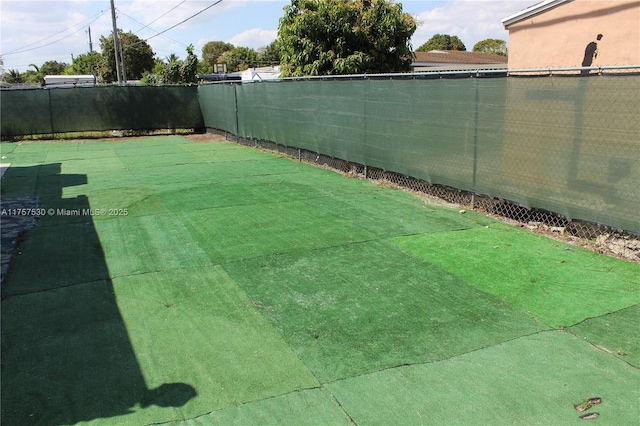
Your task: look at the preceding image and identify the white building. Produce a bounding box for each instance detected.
[237,66,281,82]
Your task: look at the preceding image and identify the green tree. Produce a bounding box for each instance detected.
[166,53,180,64]
[180,44,198,84]
[416,34,466,52]
[100,30,155,82]
[258,40,281,65]
[40,60,69,75]
[278,0,417,77]
[141,60,165,85]
[141,45,198,85]
[472,38,507,56]
[9,61,70,85]
[3,69,23,84]
[67,51,104,76]
[221,47,259,72]
[201,41,234,68]
[164,61,182,84]
[197,59,213,75]
[23,70,41,84]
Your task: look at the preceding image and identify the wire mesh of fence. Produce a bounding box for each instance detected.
[208,127,639,263]
[2,67,638,261]
[202,65,640,262]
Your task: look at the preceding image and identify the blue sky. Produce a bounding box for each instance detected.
[1,0,532,73]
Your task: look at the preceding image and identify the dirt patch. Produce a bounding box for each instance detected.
[185,133,228,143]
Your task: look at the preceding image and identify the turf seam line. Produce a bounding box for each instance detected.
[113,147,132,177]
[328,391,359,425]
[563,305,640,370]
[148,385,326,426]
[3,277,112,298]
[384,227,477,241]
[566,303,640,329]
[128,161,207,169]
[321,328,556,386]
[73,192,357,222]
[564,328,640,370]
[145,193,337,215]
[105,263,222,281]
[219,237,385,268]
[20,219,96,230]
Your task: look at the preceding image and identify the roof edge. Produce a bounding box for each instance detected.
[501,0,574,27]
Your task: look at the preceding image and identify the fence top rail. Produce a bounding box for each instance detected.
[199,64,640,85]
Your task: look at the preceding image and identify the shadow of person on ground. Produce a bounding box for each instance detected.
[1,163,196,425]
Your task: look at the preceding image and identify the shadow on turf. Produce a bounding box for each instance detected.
[1,163,196,425]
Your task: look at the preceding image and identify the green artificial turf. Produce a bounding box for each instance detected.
[390,225,640,328]
[116,151,203,171]
[327,331,640,425]
[112,266,320,421]
[180,201,375,265]
[87,186,170,217]
[2,136,638,425]
[1,279,177,426]
[224,239,547,382]
[156,175,333,212]
[569,304,640,367]
[44,148,120,162]
[0,164,40,197]
[94,213,215,278]
[175,141,277,162]
[3,220,110,296]
[0,141,18,154]
[61,168,138,195]
[6,151,49,165]
[301,190,493,237]
[10,140,81,152]
[59,156,127,175]
[163,388,352,426]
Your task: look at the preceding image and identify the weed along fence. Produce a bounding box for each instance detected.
[0,85,203,137]
[198,68,640,236]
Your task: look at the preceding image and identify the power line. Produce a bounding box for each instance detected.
[118,10,187,48]
[1,9,108,56]
[119,0,224,51]
[133,0,187,35]
[145,0,224,42]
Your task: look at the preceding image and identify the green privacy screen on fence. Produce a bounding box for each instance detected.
[198,83,238,135]
[1,85,204,137]
[198,74,640,234]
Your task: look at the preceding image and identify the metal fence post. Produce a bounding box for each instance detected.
[471,72,479,207]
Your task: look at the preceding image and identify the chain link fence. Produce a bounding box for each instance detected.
[200,67,640,262]
[1,85,204,138]
[209,127,639,262]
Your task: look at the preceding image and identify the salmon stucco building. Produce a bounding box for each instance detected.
[502,0,640,69]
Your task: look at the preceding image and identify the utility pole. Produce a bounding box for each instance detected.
[88,26,93,53]
[119,40,127,83]
[110,0,122,84]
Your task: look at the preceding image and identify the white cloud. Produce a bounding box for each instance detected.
[122,0,244,31]
[229,28,277,49]
[0,1,109,70]
[2,0,526,71]
[411,1,527,50]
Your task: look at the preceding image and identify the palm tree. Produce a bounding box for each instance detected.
[165,53,180,64]
[4,69,23,83]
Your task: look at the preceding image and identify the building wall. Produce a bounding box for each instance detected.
[506,0,640,69]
